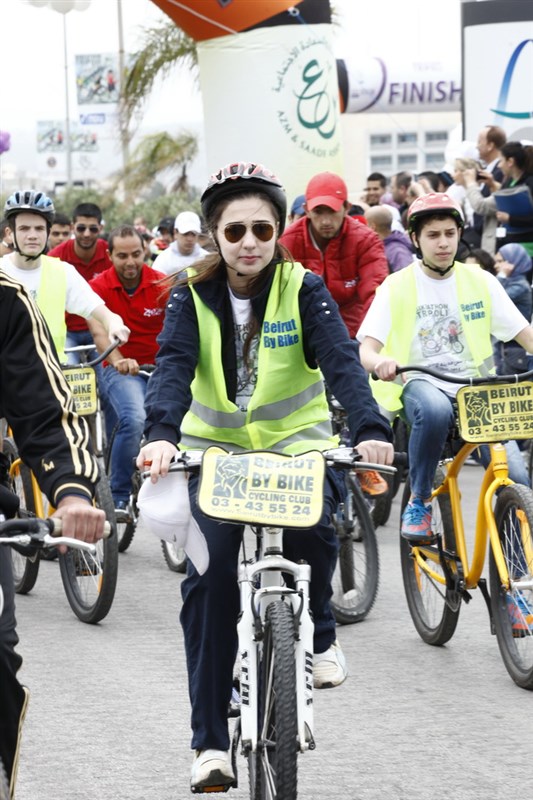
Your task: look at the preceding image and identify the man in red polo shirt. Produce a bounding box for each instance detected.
[89,224,167,513]
[48,201,113,363]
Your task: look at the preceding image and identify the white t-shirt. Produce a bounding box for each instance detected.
[152,242,209,276]
[357,261,529,395]
[228,288,258,412]
[0,255,103,319]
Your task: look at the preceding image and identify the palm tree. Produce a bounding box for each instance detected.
[113,131,198,197]
[120,19,198,134]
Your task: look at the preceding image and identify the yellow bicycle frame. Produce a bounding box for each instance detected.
[411,441,519,592]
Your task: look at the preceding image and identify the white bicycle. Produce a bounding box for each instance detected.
[162,446,395,798]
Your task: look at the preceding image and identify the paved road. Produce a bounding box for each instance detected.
[14,465,533,800]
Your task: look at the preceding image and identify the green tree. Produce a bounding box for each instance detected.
[113,131,198,198]
[117,19,199,199]
[120,19,198,135]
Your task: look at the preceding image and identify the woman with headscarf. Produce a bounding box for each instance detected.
[494,242,533,374]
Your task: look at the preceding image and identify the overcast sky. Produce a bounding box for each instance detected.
[1,0,462,183]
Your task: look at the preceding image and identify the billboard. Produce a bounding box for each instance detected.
[75,53,120,105]
[462,1,533,142]
[37,121,99,153]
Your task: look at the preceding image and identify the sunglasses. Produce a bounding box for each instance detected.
[223,222,276,244]
[75,224,100,234]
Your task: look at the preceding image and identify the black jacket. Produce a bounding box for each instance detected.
[144,265,393,449]
[0,271,97,506]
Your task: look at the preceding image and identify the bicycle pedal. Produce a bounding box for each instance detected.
[404,533,438,547]
[191,779,237,794]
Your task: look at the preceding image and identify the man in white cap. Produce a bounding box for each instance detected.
[152,210,210,275]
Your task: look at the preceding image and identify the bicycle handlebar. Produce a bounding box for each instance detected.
[142,447,400,477]
[63,339,121,368]
[371,365,533,386]
[0,517,111,554]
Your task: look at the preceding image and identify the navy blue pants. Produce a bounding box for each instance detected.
[181,468,344,751]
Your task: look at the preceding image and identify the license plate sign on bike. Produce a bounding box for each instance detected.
[198,446,325,526]
[456,381,533,442]
[62,367,98,416]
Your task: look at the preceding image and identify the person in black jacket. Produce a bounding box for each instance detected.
[137,162,394,793]
[0,270,106,797]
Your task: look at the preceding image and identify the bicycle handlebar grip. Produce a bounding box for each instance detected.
[49,519,112,538]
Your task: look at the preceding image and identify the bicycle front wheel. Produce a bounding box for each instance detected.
[490,484,533,689]
[400,469,461,645]
[2,437,40,594]
[161,540,187,573]
[59,458,118,624]
[331,474,379,624]
[249,601,298,800]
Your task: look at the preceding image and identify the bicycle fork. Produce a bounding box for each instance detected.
[236,531,315,758]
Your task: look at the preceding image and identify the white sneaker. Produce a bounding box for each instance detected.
[312,640,348,689]
[190,749,235,792]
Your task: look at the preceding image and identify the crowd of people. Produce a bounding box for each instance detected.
[2,123,533,795]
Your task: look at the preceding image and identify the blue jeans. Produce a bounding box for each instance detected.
[65,328,98,365]
[402,379,531,499]
[181,468,345,751]
[402,379,455,501]
[101,366,148,504]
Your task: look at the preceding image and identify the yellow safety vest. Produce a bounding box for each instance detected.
[37,255,68,359]
[180,262,337,454]
[370,261,494,413]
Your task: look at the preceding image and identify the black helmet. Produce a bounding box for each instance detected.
[201,162,287,234]
[157,216,175,234]
[4,190,55,225]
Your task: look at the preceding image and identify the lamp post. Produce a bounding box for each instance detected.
[27,0,92,188]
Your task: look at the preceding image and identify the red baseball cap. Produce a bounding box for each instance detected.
[305,172,348,211]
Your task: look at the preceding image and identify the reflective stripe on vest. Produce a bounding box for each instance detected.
[38,255,68,358]
[370,262,494,413]
[180,262,337,454]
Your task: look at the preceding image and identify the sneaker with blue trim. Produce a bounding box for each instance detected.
[401,498,433,543]
[506,591,533,638]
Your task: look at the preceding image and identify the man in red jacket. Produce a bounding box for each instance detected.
[280,172,388,339]
[280,173,389,496]
[47,201,112,363]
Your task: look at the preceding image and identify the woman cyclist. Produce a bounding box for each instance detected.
[137,162,393,793]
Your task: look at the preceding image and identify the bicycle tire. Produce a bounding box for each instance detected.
[2,437,40,594]
[249,600,298,800]
[400,469,461,645]
[0,756,10,800]
[330,473,380,624]
[489,484,533,689]
[371,477,394,527]
[161,540,187,573]
[58,457,118,624]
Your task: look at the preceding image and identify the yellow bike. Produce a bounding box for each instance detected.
[393,365,533,689]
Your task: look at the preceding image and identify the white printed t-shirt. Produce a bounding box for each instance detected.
[357,261,529,396]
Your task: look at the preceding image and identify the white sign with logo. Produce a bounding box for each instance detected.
[463,11,533,142]
[197,24,344,207]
